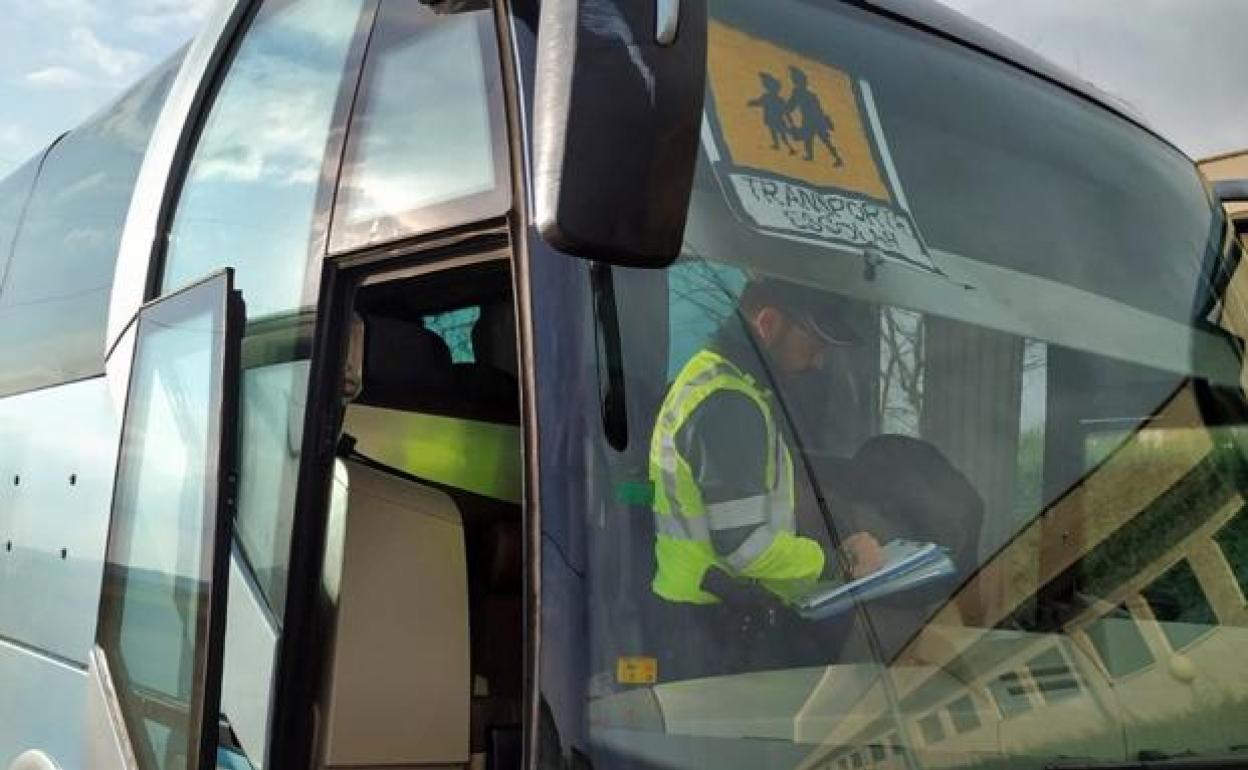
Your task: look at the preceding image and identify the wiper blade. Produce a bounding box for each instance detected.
[1047,753,1248,770]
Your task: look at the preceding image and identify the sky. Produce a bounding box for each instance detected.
[0,0,212,177]
[0,0,1245,179]
[931,0,1248,160]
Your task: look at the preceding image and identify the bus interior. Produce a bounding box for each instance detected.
[318,254,524,770]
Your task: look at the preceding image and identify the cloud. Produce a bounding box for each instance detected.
[0,124,21,146]
[189,30,360,187]
[0,0,203,176]
[128,13,194,35]
[17,24,148,91]
[56,170,108,201]
[128,0,215,36]
[24,65,90,89]
[131,0,214,16]
[27,0,102,25]
[69,26,147,79]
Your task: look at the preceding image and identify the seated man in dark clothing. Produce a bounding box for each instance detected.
[646,278,884,675]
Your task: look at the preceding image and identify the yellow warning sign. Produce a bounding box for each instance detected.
[703,21,939,275]
[616,656,658,685]
[707,21,890,202]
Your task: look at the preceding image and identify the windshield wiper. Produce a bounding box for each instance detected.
[1047,752,1248,770]
[591,263,629,451]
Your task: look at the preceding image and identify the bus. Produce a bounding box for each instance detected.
[0,1,1246,770]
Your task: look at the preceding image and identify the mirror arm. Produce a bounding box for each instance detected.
[656,0,681,45]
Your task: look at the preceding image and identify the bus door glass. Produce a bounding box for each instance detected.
[90,271,244,770]
[328,0,510,254]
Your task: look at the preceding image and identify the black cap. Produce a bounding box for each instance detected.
[742,278,858,345]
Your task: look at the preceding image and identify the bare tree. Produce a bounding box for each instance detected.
[879,307,924,435]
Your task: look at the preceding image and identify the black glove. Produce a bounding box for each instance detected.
[700,568,787,612]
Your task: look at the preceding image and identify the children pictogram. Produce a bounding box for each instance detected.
[785,66,844,166]
[747,72,797,155]
[705,20,939,275]
[747,67,846,167]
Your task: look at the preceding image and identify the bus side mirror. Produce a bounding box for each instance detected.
[533,0,708,268]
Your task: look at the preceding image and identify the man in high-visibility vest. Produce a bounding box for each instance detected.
[649,277,883,611]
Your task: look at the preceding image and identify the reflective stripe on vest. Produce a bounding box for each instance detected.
[648,348,809,603]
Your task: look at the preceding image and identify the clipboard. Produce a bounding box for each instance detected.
[791,539,956,620]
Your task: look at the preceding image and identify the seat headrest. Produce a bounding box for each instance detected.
[471,301,517,378]
[364,315,455,404]
[832,435,984,568]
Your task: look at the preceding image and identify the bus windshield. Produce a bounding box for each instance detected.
[544,1,1248,770]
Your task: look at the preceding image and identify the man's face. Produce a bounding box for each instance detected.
[775,317,829,374]
[753,306,830,374]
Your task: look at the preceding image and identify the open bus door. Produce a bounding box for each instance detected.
[85,270,244,770]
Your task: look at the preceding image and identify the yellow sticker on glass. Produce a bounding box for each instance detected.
[616,656,658,685]
[708,21,889,202]
[703,20,941,275]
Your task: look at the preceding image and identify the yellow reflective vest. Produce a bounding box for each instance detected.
[649,348,825,604]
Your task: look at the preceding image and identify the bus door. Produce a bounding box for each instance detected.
[81,0,520,767]
[85,271,244,770]
[291,245,527,770]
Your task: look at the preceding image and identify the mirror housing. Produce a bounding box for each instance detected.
[533,0,708,268]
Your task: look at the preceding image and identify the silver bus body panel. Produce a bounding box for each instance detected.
[85,648,133,770]
[106,0,247,353]
[8,749,63,770]
[220,549,280,770]
[0,378,119,666]
[104,323,138,428]
[0,640,89,770]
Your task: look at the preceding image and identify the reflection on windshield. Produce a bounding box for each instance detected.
[163,0,362,319]
[540,1,1248,769]
[331,3,508,252]
[0,52,180,397]
[580,260,1247,770]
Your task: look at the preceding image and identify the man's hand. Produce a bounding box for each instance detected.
[701,567,784,611]
[843,532,884,579]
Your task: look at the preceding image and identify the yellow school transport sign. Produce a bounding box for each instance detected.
[705,21,938,274]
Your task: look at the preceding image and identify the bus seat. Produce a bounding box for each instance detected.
[322,459,471,769]
[835,434,984,575]
[359,314,456,411]
[452,301,520,423]
[471,519,523,770]
[360,309,519,424]
[475,519,523,697]
[472,300,517,379]
[343,406,524,504]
